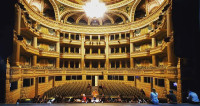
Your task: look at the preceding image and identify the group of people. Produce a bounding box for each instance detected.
[150,88,200,104]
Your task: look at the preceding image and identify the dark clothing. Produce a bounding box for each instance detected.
[166,93,177,104]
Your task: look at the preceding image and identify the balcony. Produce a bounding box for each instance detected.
[150,41,167,55]
[85,40,106,46]
[39,50,59,57]
[38,33,59,42]
[60,53,81,59]
[109,53,130,59]
[130,34,150,43]
[20,41,39,55]
[109,39,129,45]
[130,49,150,57]
[60,38,81,45]
[84,54,106,59]
[149,28,167,38]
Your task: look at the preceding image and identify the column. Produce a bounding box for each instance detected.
[69,33,71,40]
[81,34,85,69]
[32,37,37,66]
[89,61,92,69]
[119,60,122,68]
[62,59,65,68]
[13,43,20,66]
[105,34,109,70]
[98,61,100,68]
[152,55,157,67]
[119,33,121,39]
[98,48,101,55]
[151,38,156,48]
[165,78,170,96]
[166,4,175,67]
[56,31,60,68]
[130,30,134,68]
[13,4,22,66]
[68,61,70,68]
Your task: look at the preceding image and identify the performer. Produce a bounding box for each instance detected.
[92,89,99,103]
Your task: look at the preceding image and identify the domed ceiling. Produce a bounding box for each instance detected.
[67,0,124,5]
[25,0,165,25]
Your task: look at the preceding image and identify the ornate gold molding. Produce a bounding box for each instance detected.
[22,0,167,34]
[56,0,135,10]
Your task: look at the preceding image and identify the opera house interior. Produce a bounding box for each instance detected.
[0,0,199,104]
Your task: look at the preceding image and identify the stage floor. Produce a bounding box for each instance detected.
[0,103,199,106]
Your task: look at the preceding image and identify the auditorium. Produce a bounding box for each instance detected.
[0,0,199,105]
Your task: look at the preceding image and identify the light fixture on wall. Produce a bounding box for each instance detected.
[83,0,107,18]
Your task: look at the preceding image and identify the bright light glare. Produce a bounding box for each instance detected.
[83,0,107,18]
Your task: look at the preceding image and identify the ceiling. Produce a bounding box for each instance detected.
[67,0,124,5]
[25,0,164,25]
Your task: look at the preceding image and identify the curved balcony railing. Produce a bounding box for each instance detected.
[7,66,177,78]
[84,54,106,59]
[109,39,129,45]
[130,34,150,43]
[39,33,59,42]
[21,0,167,34]
[150,41,167,54]
[85,40,106,46]
[130,49,150,57]
[19,40,39,55]
[60,38,82,45]
[39,50,59,57]
[60,53,81,59]
[109,53,130,59]
[22,13,59,42]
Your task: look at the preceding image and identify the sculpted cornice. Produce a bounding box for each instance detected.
[22,0,167,34]
[56,0,135,10]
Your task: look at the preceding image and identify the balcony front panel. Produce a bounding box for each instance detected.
[149,28,167,38]
[109,53,130,59]
[150,42,167,55]
[131,50,150,57]
[39,50,59,57]
[84,54,106,59]
[130,34,150,43]
[109,39,129,45]
[60,53,81,59]
[85,41,106,46]
[60,39,81,45]
[38,33,59,42]
[20,41,39,55]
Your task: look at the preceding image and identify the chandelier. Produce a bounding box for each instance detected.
[83,0,107,18]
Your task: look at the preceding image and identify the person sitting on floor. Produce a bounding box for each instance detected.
[187,90,200,104]
[150,88,159,104]
[166,90,177,104]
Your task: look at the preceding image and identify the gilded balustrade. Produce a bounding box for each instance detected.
[109,53,130,59]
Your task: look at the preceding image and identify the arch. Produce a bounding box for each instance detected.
[49,0,59,21]
[104,14,114,24]
[130,0,142,22]
[59,10,84,21]
[76,13,87,24]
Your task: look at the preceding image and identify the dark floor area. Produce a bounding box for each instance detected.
[1,103,200,106]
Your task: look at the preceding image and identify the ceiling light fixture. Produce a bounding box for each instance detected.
[83,0,107,18]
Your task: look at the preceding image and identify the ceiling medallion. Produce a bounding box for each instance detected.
[83,0,107,18]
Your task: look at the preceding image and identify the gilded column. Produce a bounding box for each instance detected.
[152,55,157,67]
[166,3,175,66]
[81,34,85,69]
[13,3,22,66]
[56,31,60,68]
[32,37,37,66]
[105,34,109,70]
[130,30,134,68]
